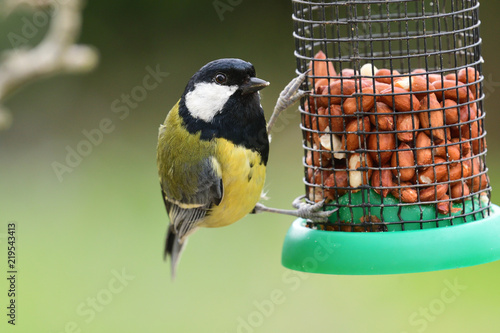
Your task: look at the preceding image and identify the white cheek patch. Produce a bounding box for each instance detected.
[185,82,238,122]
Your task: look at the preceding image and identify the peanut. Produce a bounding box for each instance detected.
[468,157,489,192]
[459,102,478,123]
[308,93,326,110]
[308,186,325,203]
[416,132,432,166]
[395,75,433,99]
[319,132,344,158]
[360,63,379,77]
[433,143,461,162]
[448,159,471,182]
[314,78,330,94]
[461,121,481,154]
[391,181,418,203]
[342,117,371,151]
[306,167,314,183]
[373,81,391,93]
[411,68,427,75]
[391,143,416,181]
[320,79,371,105]
[328,104,345,133]
[379,86,421,112]
[432,79,473,103]
[445,73,458,81]
[418,157,447,184]
[375,68,400,84]
[369,102,395,131]
[419,183,449,202]
[371,169,393,197]
[325,170,348,200]
[348,153,373,188]
[305,151,314,166]
[309,50,336,84]
[450,182,470,199]
[310,144,331,167]
[443,99,459,125]
[436,195,451,215]
[451,138,470,157]
[310,169,333,185]
[427,74,443,83]
[368,132,395,165]
[419,93,447,141]
[342,87,376,115]
[340,68,358,78]
[316,106,330,131]
[457,67,480,99]
[396,114,419,142]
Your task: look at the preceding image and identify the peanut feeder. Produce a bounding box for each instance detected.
[281,0,500,275]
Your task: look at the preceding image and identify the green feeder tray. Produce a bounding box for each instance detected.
[332,189,486,230]
[281,204,500,275]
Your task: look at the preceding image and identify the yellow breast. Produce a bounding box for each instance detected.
[199,138,266,228]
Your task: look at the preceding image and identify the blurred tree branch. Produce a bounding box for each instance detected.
[0,0,98,130]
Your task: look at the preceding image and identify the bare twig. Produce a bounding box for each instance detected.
[0,0,98,130]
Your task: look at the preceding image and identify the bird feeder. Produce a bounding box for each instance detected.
[281,0,500,274]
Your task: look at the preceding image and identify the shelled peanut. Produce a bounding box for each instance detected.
[304,51,488,211]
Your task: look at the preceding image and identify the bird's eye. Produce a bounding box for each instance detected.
[214,73,227,85]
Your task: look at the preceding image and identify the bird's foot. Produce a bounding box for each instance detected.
[267,71,309,134]
[252,195,335,223]
[275,71,309,112]
[291,195,334,222]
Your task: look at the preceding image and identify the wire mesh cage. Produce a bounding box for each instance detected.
[281,0,500,275]
[294,0,490,232]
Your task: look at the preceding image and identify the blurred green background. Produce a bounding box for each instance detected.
[1,0,500,332]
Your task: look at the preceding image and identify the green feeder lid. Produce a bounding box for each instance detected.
[281,203,500,275]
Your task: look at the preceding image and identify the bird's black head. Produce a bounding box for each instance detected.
[181,59,269,122]
[178,58,270,164]
[189,58,268,92]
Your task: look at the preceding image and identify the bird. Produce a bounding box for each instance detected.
[157,58,332,278]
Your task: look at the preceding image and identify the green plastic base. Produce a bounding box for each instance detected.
[281,204,500,275]
[331,189,485,230]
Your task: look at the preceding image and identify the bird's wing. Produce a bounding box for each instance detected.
[160,156,223,241]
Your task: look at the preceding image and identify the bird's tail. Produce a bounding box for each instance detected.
[164,224,186,280]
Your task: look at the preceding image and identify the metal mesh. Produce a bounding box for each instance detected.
[294,0,490,231]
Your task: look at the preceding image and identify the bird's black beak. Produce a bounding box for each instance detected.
[241,77,270,95]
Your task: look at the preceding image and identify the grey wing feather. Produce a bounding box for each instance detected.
[166,201,207,238]
[161,157,223,241]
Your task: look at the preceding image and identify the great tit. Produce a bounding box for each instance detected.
[157,58,270,277]
[157,58,332,278]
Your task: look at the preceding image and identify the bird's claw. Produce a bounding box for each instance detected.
[267,71,310,136]
[276,71,309,111]
[292,195,335,222]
